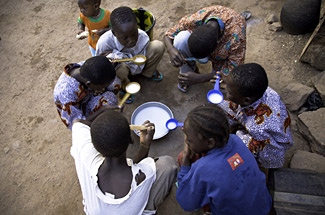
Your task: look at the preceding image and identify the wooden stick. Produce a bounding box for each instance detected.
[129,125,154,130]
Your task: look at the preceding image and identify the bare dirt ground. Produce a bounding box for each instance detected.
[0,0,321,214]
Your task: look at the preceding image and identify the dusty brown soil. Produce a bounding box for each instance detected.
[0,0,320,214]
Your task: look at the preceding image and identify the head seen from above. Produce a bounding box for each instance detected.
[111,6,139,48]
[77,0,101,18]
[183,104,230,154]
[188,23,219,59]
[91,110,132,157]
[221,63,268,106]
[80,56,116,94]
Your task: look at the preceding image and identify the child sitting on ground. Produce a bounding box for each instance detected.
[217,63,294,169]
[53,56,121,130]
[77,0,111,56]
[71,109,177,214]
[96,6,165,90]
[176,104,272,214]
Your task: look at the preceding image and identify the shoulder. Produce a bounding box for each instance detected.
[53,73,81,101]
[137,29,150,43]
[138,29,149,38]
[133,157,156,178]
[103,9,111,16]
[264,87,287,110]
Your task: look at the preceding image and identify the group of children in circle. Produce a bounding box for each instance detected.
[53,0,295,214]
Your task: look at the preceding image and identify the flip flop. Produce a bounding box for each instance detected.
[178,83,190,93]
[149,70,163,82]
[119,90,135,104]
[240,11,252,21]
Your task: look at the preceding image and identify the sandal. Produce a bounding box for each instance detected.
[119,90,135,104]
[178,83,190,93]
[240,11,252,21]
[149,70,163,82]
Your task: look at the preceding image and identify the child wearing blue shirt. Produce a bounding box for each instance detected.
[176,104,272,215]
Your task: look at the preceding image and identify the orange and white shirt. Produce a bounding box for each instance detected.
[78,8,111,49]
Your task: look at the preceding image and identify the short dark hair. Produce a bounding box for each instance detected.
[111,6,137,29]
[188,25,219,58]
[230,63,268,99]
[91,110,131,157]
[187,104,229,147]
[80,56,116,85]
[78,0,101,5]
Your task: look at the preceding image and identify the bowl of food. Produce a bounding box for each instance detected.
[131,102,173,140]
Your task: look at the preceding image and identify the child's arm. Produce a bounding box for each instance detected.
[133,121,155,163]
[78,22,85,32]
[176,143,208,211]
[77,18,87,40]
[163,36,186,67]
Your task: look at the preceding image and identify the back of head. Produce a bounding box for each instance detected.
[91,110,131,157]
[187,103,229,147]
[110,6,137,30]
[78,0,101,5]
[188,25,219,58]
[80,56,116,85]
[230,63,268,100]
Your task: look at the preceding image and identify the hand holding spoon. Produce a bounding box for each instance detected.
[207,74,224,104]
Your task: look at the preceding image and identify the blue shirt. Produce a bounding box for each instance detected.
[176,135,272,215]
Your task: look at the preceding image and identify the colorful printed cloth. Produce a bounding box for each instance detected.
[165,5,246,75]
[218,87,294,168]
[53,63,120,130]
[78,8,111,49]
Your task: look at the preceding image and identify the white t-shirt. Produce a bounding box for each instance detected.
[71,122,156,215]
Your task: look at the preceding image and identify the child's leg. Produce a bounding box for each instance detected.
[141,40,165,78]
[115,63,131,89]
[88,45,96,56]
[144,156,177,212]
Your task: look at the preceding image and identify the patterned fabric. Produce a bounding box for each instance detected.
[78,8,111,49]
[165,5,246,75]
[53,63,120,130]
[218,87,294,168]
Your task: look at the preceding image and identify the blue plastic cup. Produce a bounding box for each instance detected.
[166,118,184,130]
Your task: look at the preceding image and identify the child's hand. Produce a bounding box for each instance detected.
[182,143,194,166]
[210,71,224,83]
[178,71,201,86]
[168,47,186,67]
[139,121,155,147]
[76,31,88,40]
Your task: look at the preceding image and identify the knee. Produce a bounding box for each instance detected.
[157,156,177,174]
[150,40,165,56]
